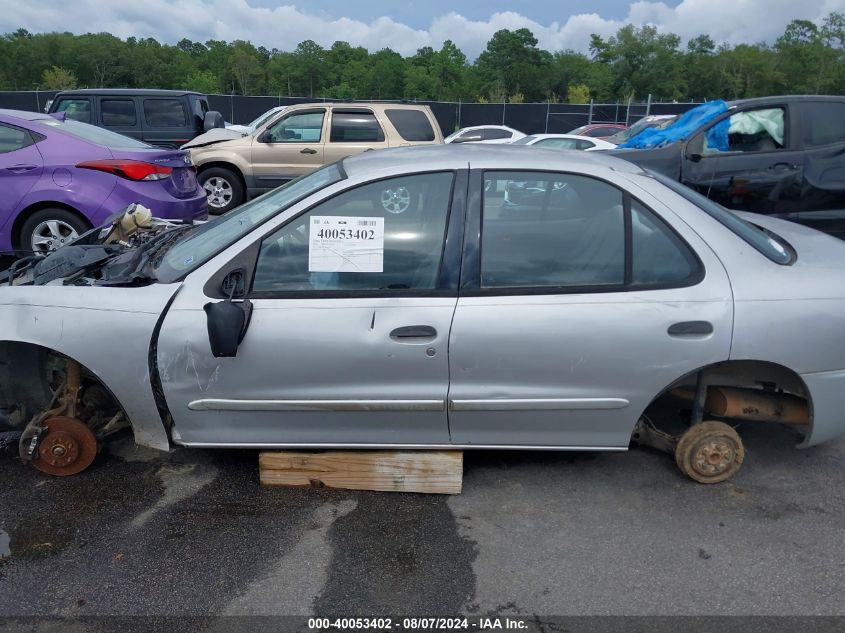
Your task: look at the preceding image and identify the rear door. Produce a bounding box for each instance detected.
[141,97,194,148]
[788,100,845,238]
[323,109,389,160]
[0,122,44,235]
[99,97,142,141]
[681,103,805,214]
[157,170,466,446]
[447,169,733,448]
[250,108,326,188]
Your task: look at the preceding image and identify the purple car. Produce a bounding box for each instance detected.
[0,109,207,254]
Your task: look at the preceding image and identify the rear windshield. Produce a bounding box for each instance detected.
[511,136,536,145]
[653,173,794,264]
[155,163,345,283]
[384,109,435,142]
[37,118,152,149]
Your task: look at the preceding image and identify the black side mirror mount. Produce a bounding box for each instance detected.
[204,268,252,358]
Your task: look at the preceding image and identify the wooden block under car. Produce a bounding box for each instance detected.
[259,450,463,494]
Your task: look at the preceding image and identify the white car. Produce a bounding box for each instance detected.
[511,134,616,151]
[444,125,526,144]
[226,106,287,134]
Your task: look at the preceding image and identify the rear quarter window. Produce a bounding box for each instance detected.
[384,109,436,142]
[801,101,845,147]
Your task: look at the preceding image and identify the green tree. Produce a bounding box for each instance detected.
[475,28,551,101]
[567,83,590,103]
[41,65,77,90]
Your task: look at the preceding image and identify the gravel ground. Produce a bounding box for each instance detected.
[0,421,843,632]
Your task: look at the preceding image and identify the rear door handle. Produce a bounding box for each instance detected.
[300,148,317,155]
[769,162,799,170]
[390,325,437,339]
[5,164,37,173]
[668,321,713,336]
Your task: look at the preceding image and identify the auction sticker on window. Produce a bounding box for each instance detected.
[309,216,385,273]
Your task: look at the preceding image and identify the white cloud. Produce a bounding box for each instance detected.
[0,0,842,57]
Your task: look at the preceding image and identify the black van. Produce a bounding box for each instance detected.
[47,89,223,148]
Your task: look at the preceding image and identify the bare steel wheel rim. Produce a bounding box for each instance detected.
[691,439,735,478]
[204,176,233,209]
[381,186,411,214]
[31,219,79,252]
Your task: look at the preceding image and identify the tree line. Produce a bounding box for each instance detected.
[2,13,844,104]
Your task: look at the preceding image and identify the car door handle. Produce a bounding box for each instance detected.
[390,325,437,339]
[668,321,713,336]
[5,164,37,173]
[300,148,317,155]
[769,162,799,170]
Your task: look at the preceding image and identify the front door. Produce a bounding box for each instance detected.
[158,170,465,446]
[251,109,326,189]
[682,104,804,214]
[447,170,734,448]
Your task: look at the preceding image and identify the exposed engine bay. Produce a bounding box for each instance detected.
[3,203,197,287]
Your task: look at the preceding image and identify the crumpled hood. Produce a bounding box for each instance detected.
[181,128,246,149]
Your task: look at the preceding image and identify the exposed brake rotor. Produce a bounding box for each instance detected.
[31,416,98,476]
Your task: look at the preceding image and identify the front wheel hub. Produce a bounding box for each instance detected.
[31,417,98,477]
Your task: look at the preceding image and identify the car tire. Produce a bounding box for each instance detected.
[20,208,91,254]
[200,167,245,215]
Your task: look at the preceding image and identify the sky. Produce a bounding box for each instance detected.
[1,0,843,57]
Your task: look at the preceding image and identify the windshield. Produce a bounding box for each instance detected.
[607,117,676,145]
[154,163,344,283]
[653,173,793,265]
[38,118,153,149]
[512,136,536,145]
[249,107,284,130]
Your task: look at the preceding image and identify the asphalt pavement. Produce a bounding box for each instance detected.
[0,421,843,632]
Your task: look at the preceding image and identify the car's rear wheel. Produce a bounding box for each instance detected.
[675,421,745,484]
[199,167,244,215]
[20,208,90,254]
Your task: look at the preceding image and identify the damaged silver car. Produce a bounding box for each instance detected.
[2,145,845,483]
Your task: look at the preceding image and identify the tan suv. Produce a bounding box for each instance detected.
[185,103,444,213]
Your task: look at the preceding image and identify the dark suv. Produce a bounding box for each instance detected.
[616,96,845,239]
[47,89,222,149]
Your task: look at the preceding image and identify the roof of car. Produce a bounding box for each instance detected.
[53,89,205,97]
[340,143,642,178]
[730,94,845,108]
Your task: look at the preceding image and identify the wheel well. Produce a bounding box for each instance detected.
[197,162,246,191]
[0,341,126,433]
[11,202,92,250]
[639,359,811,441]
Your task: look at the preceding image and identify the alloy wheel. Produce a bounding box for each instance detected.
[31,219,80,252]
[204,176,234,210]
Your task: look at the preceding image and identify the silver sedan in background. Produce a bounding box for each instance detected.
[1,145,844,483]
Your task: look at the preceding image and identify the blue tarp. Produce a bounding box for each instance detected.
[617,100,729,149]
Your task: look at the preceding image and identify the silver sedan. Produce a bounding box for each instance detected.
[2,145,843,483]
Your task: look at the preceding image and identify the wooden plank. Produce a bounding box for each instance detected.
[259,450,463,494]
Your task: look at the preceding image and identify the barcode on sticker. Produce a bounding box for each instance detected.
[358,220,377,226]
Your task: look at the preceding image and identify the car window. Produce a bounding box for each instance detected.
[535,138,579,150]
[266,110,325,143]
[55,98,91,123]
[156,164,344,283]
[37,118,151,149]
[801,102,845,147]
[511,136,535,145]
[384,109,436,142]
[577,140,595,150]
[631,199,698,284]
[0,124,33,153]
[700,107,786,154]
[329,110,385,143]
[101,99,137,127]
[143,98,188,128]
[581,127,612,137]
[483,128,513,140]
[652,172,793,265]
[481,171,625,288]
[252,172,454,294]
